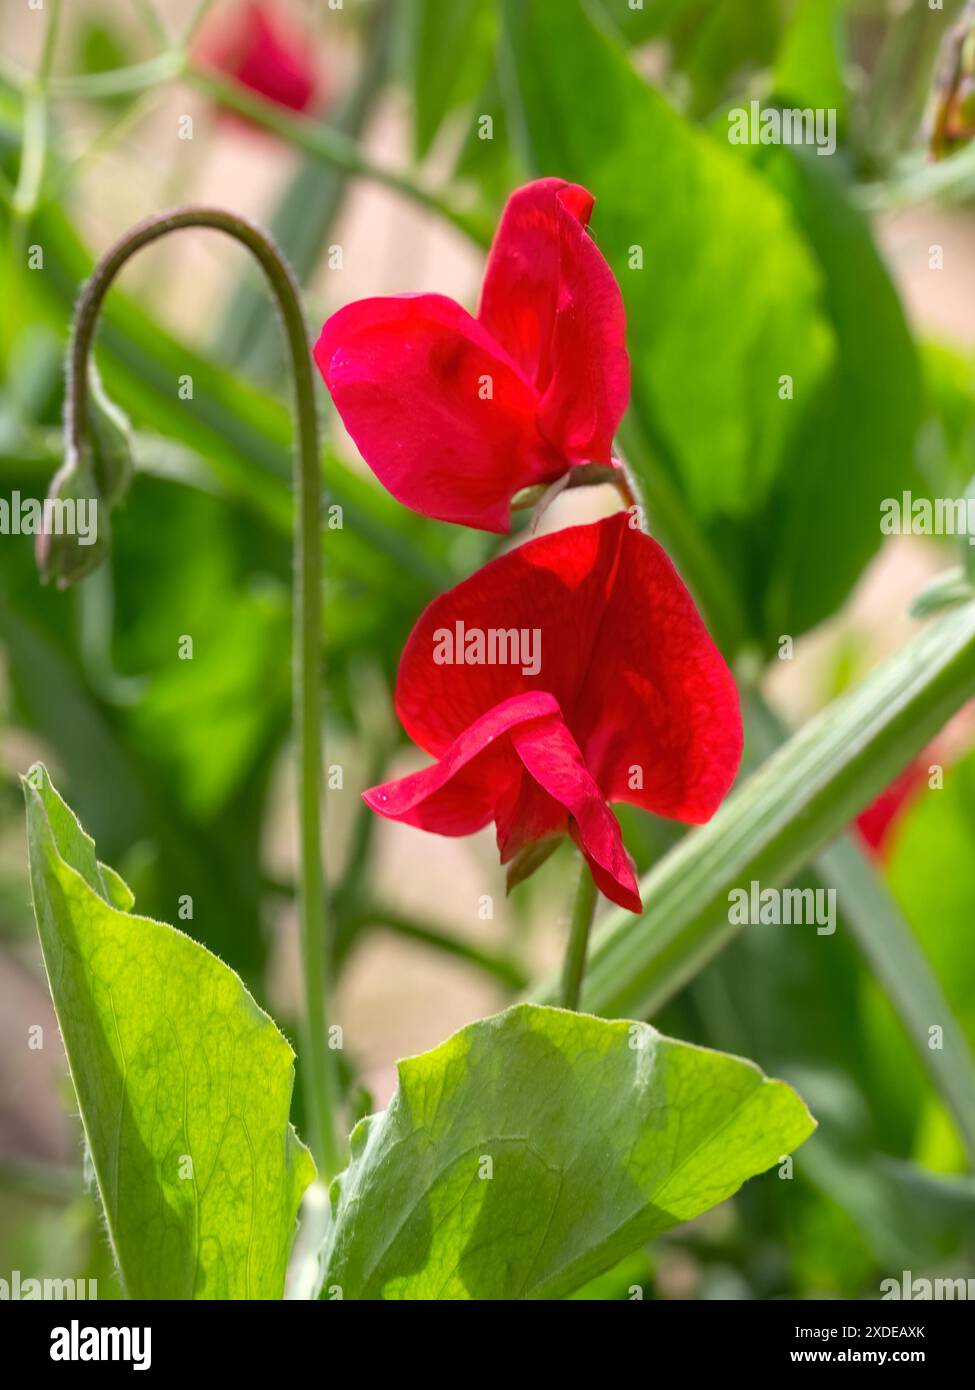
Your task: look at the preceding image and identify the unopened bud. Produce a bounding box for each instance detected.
[35,453,108,590]
[88,367,134,508]
[37,371,131,590]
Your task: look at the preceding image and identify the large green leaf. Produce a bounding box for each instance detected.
[500,0,833,523]
[319,1003,814,1300]
[406,0,496,158]
[23,764,315,1299]
[747,149,922,641]
[773,0,848,119]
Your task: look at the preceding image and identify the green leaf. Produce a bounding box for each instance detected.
[500,0,833,522]
[319,1003,814,1300]
[746,692,975,1162]
[23,764,315,1299]
[750,150,921,641]
[910,567,975,618]
[598,0,782,119]
[406,0,495,158]
[773,0,849,120]
[885,746,975,1055]
[675,0,782,119]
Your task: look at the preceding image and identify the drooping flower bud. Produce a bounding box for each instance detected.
[87,366,134,508]
[36,370,132,590]
[35,453,108,590]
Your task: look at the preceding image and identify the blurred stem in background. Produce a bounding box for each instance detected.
[865,0,967,165]
[213,0,396,382]
[185,66,490,246]
[0,2,490,247]
[62,208,342,1180]
[11,0,61,224]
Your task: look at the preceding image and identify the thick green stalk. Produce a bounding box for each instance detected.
[65,209,341,1179]
[560,859,598,1010]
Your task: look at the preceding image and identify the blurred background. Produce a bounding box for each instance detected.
[2,0,975,1299]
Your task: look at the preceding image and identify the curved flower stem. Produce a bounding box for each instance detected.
[65,208,342,1180]
[512,462,638,519]
[560,859,598,1011]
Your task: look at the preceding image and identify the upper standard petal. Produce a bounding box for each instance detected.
[479,179,629,465]
[314,293,564,532]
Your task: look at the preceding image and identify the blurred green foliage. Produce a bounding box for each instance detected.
[2,0,975,1299]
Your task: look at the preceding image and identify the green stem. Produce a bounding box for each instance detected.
[48,51,183,99]
[183,0,218,45]
[0,1155,80,1206]
[134,0,170,45]
[65,208,342,1180]
[12,0,62,220]
[560,859,598,1010]
[37,0,62,83]
[51,89,164,198]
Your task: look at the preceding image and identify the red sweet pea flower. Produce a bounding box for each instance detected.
[314,178,630,532]
[201,2,318,114]
[364,513,742,912]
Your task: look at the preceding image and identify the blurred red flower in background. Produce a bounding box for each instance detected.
[856,757,931,859]
[363,513,742,911]
[199,1,319,114]
[315,178,630,532]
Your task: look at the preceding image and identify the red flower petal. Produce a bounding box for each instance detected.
[235,5,317,112]
[364,692,641,913]
[479,179,629,464]
[395,513,741,824]
[200,2,318,116]
[362,691,560,835]
[512,715,641,913]
[313,294,564,532]
[478,178,586,387]
[856,756,930,859]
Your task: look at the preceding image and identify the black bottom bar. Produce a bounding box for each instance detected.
[4,1297,971,1374]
